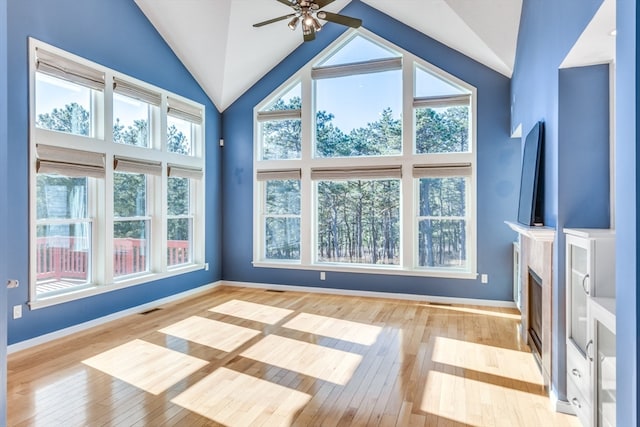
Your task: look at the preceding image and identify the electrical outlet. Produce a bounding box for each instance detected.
[481,274,488,284]
[205,262,209,271]
[320,271,326,280]
[13,305,22,319]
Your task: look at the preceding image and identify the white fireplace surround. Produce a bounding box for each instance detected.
[506,221,556,388]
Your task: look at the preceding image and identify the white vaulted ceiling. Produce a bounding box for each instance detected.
[134,0,523,111]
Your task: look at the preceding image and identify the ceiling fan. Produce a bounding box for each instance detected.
[253,0,362,42]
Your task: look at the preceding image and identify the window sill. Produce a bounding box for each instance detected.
[251,261,477,280]
[29,263,206,310]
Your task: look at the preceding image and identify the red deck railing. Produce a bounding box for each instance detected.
[36,236,190,281]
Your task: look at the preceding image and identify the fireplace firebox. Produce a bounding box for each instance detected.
[528,268,543,360]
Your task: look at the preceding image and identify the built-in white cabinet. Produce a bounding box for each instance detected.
[564,228,615,427]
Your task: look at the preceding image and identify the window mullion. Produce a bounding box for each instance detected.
[159,164,168,272]
[102,71,114,143]
[101,152,114,286]
[402,166,414,270]
[300,73,313,265]
[401,57,414,270]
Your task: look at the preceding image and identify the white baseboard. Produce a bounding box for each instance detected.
[550,386,575,415]
[8,281,222,354]
[222,280,517,308]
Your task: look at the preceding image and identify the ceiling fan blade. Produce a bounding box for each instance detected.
[303,28,316,42]
[315,0,336,7]
[253,13,296,28]
[317,11,362,28]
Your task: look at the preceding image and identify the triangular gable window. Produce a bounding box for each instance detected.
[262,82,301,112]
[415,66,468,97]
[318,34,399,67]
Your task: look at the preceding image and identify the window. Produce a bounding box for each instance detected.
[36,73,93,137]
[167,97,203,156]
[257,84,302,160]
[414,164,471,270]
[113,172,150,278]
[254,31,476,278]
[258,170,302,261]
[414,66,470,154]
[167,176,192,267]
[166,164,203,268]
[316,178,400,265]
[35,174,92,296]
[29,39,205,306]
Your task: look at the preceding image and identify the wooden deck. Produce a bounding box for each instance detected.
[7,286,580,426]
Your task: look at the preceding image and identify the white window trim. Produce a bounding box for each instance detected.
[28,38,206,308]
[253,28,477,279]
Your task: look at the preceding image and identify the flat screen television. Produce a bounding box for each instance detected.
[517,121,544,226]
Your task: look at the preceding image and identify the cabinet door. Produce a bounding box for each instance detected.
[567,238,590,354]
[595,321,616,427]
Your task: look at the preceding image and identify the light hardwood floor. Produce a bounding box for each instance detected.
[7,286,581,427]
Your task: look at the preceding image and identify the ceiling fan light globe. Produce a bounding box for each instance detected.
[304,15,314,26]
[288,16,299,30]
[312,17,322,31]
[316,11,326,19]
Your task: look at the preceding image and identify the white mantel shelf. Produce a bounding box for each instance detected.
[505,221,556,242]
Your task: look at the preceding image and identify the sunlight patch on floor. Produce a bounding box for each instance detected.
[282,312,382,346]
[421,370,567,427]
[431,336,544,386]
[240,334,362,385]
[82,339,208,395]
[171,367,311,427]
[159,315,261,352]
[418,304,522,320]
[209,299,294,324]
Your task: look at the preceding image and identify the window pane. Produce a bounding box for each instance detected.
[415,66,466,97]
[168,177,189,215]
[262,118,301,160]
[264,84,301,111]
[317,180,400,265]
[260,89,302,160]
[418,219,467,268]
[114,220,149,277]
[36,175,88,220]
[168,218,192,266]
[114,173,146,217]
[168,176,192,267]
[35,223,91,296]
[35,73,92,137]
[264,179,300,261]
[266,180,300,215]
[417,177,468,270]
[320,35,398,66]
[265,217,300,260]
[113,93,150,147]
[418,177,466,217]
[415,106,469,154]
[167,116,193,155]
[315,70,402,157]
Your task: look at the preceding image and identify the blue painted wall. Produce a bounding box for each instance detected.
[222,1,519,301]
[615,0,638,424]
[558,65,610,229]
[511,0,607,400]
[5,0,222,344]
[0,0,8,422]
